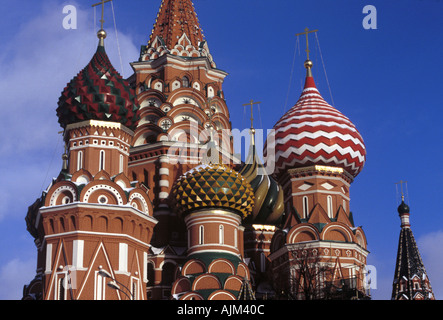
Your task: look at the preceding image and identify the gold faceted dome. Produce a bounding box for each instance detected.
[171,163,255,219]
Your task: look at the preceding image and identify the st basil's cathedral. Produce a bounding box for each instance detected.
[22,0,434,300]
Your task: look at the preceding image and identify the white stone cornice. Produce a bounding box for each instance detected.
[131,54,228,79]
[64,120,134,137]
[39,202,158,225]
[44,230,152,248]
[268,240,369,262]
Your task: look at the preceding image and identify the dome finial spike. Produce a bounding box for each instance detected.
[92,0,112,46]
[304,59,313,77]
[242,99,261,146]
[296,27,318,77]
[395,180,408,203]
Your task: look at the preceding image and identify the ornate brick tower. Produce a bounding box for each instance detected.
[169,155,255,300]
[23,28,158,300]
[391,197,435,300]
[127,0,235,299]
[23,1,375,301]
[265,54,369,299]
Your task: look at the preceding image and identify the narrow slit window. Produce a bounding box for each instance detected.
[327,196,333,218]
[119,154,124,173]
[182,76,190,88]
[219,225,224,245]
[199,225,204,245]
[58,277,66,300]
[303,196,309,218]
[99,150,105,171]
[77,151,83,171]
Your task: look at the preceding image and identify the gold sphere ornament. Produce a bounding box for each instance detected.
[304,59,313,69]
[97,29,107,39]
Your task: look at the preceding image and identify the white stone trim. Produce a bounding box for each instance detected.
[45,230,151,248]
[39,203,158,225]
[82,184,124,205]
[118,243,128,273]
[159,192,169,199]
[292,189,350,201]
[159,180,169,188]
[72,240,84,269]
[128,192,150,215]
[49,185,77,207]
[45,243,52,273]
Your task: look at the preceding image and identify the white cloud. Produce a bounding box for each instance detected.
[0,1,140,300]
[0,1,139,221]
[0,258,35,300]
[417,230,443,300]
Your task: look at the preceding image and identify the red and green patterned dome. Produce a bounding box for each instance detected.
[57,40,140,130]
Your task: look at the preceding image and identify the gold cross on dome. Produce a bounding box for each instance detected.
[242,99,261,130]
[295,27,318,60]
[92,0,112,30]
[395,180,408,200]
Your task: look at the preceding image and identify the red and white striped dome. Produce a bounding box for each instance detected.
[266,64,366,178]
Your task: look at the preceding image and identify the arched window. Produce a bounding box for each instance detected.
[219,225,224,245]
[199,225,204,245]
[132,278,139,300]
[234,229,238,247]
[119,154,124,173]
[182,76,190,88]
[95,272,106,300]
[99,150,105,171]
[303,196,309,218]
[161,262,175,286]
[77,151,83,171]
[58,276,66,300]
[327,196,333,218]
[207,86,214,98]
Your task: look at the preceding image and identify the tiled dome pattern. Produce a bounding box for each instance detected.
[172,163,255,219]
[57,45,140,130]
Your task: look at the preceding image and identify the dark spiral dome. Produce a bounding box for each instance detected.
[57,42,140,131]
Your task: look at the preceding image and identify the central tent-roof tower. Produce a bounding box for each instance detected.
[140,0,215,67]
[148,0,204,49]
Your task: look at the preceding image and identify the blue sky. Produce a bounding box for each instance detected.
[1,0,442,300]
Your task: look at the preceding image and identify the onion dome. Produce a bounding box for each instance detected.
[240,137,284,226]
[57,30,140,131]
[171,163,255,219]
[267,60,366,178]
[397,198,410,215]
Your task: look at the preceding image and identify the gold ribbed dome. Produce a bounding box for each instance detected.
[239,144,285,226]
[171,163,255,219]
